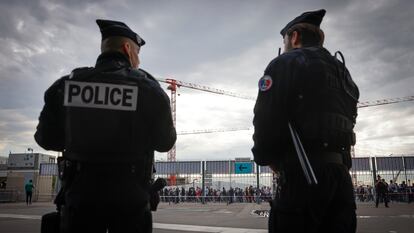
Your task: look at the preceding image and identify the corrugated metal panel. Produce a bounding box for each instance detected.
[404,157,414,170]
[351,158,371,171]
[39,163,58,176]
[376,157,403,171]
[155,162,177,174]
[152,157,414,175]
[155,161,200,175]
[206,161,229,174]
[230,161,235,174]
[176,161,201,174]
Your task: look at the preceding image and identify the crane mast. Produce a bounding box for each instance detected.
[158,78,414,164]
[159,78,255,162]
[166,79,178,162]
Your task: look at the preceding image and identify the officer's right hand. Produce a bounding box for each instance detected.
[149,178,167,211]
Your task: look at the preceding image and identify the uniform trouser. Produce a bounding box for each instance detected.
[60,204,152,233]
[26,191,32,204]
[269,163,356,233]
[61,163,152,233]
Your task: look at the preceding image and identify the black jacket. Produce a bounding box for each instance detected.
[252,47,359,168]
[35,52,176,162]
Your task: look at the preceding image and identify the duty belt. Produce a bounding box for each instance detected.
[60,154,151,185]
[310,152,344,165]
[283,151,344,168]
[63,151,148,163]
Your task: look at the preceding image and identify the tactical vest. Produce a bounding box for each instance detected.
[290,47,359,153]
[62,66,152,163]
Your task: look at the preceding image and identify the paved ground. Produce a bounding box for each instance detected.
[0,201,413,233]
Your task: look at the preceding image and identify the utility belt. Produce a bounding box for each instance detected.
[58,155,151,186]
[309,152,344,165]
[63,151,150,163]
[276,152,345,188]
[282,151,344,170]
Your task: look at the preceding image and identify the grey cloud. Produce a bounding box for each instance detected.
[0,108,40,154]
[0,0,413,158]
[323,0,414,100]
[0,0,108,109]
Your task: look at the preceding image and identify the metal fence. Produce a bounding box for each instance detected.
[155,156,414,189]
[3,155,410,203]
[155,156,414,204]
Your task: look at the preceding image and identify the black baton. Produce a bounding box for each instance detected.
[288,122,318,185]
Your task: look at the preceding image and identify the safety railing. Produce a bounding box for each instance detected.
[159,195,273,204]
[0,189,19,203]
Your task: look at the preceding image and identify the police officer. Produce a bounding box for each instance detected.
[35,19,176,233]
[252,9,359,233]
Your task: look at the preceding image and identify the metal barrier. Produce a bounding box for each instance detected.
[3,156,410,203]
[0,189,19,203]
[159,195,272,204]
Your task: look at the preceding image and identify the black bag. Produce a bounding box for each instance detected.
[41,211,60,233]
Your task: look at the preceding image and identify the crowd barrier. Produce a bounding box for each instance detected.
[0,189,19,203]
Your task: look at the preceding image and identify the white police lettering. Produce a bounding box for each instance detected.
[64,81,138,111]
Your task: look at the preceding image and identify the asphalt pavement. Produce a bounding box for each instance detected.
[0,201,413,233]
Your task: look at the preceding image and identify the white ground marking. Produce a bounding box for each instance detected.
[154,223,267,233]
[0,214,41,220]
[358,215,414,219]
[0,214,267,233]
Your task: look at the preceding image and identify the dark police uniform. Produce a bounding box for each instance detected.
[252,9,359,233]
[35,20,176,233]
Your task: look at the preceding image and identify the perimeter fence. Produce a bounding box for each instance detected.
[2,156,412,203]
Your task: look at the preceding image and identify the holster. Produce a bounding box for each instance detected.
[149,178,167,211]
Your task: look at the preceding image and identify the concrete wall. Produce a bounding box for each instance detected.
[6,171,38,201]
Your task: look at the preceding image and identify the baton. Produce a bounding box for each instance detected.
[288,122,318,185]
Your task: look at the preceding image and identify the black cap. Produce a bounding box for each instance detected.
[96,19,145,47]
[280,9,326,37]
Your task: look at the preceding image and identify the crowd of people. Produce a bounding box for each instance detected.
[160,185,273,204]
[355,178,414,204]
[160,180,414,205]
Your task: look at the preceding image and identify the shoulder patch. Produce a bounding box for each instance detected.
[258,75,273,91]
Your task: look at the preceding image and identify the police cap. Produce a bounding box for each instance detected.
[280,9,326,37]
[96,19,145,47]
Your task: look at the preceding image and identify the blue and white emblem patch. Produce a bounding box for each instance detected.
[258,75,273,91]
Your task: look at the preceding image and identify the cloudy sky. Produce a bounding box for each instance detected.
[0,0,413,161]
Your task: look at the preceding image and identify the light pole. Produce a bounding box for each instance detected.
[389,154,394,182]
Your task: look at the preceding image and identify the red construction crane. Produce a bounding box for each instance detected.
[159,78,413,186]
[178,127,251,135]
[357,96,414,108]
[159,78,254,161]
[159,78,414,162]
